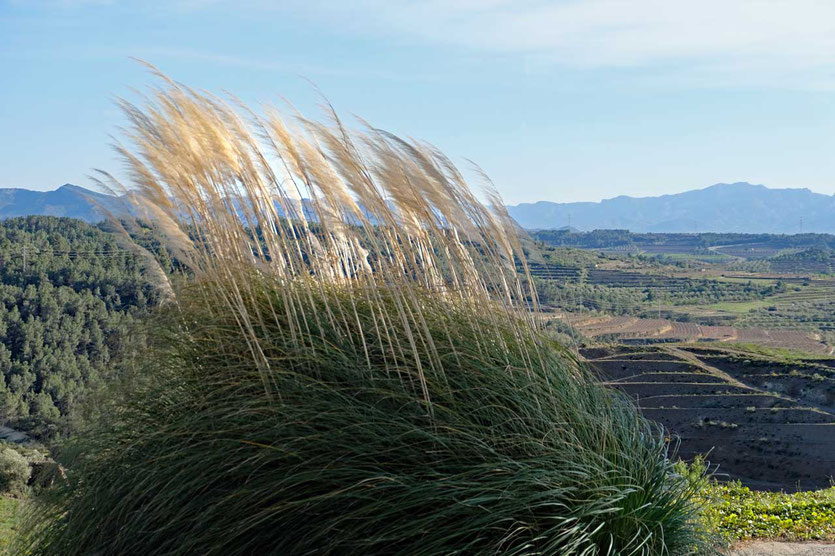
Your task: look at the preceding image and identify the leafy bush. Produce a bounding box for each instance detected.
[701,483,835,542]
[0,448,29,496]
[673,454,711,492]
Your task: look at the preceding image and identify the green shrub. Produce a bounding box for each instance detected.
[0,448,29,496]
[674,454,711,492]
[15,284,716,555]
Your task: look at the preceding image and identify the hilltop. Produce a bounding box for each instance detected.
[0,184,128,222]
[507,182,835,233]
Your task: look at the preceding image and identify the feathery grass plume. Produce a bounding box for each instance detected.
[104,64,541,389]
[14,66,717,555]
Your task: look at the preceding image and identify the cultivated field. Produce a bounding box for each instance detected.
[582,345,835,491]
[570,315,833,354]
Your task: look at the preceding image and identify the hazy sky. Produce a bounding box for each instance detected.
[4,1,835,204]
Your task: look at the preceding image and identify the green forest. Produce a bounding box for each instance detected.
[0,217,160,439]
[531,229,835,250]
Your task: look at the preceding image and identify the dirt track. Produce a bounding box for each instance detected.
[731,542,835,555]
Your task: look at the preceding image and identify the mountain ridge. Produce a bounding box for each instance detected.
[1,182,832,234]
[507,182,835,233]
[0,183,128,223]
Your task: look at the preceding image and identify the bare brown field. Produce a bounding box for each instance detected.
[571,315,832,353]
[714,243,786,259]
[700,325,738,340]
[582,345,835,491]
[659,321,701,339]
[682,349,835,412]
[734,328,827,351]
[566,315,636,332]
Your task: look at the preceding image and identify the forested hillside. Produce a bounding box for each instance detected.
[531,229,835,251]
[0,217,160,439]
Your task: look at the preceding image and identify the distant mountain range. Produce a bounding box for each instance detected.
[507,182,835,233]
[1,182,833,234]
[0,184,128,223]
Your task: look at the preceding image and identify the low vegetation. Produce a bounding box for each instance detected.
[703,483,835,542]
[527,230,835,356]
[674,457,835,544]
[0,497,21,552]
[0,448,28,496]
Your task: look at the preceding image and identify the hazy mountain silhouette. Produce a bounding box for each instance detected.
[2,182,834,234]
[0,184,129,222]
[507,182,835,233]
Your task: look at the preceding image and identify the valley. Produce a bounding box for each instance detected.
[527,230,835,494]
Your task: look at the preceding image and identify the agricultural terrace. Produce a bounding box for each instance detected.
[582,345,835,491]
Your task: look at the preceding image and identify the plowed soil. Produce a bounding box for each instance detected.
[582,346,835,491]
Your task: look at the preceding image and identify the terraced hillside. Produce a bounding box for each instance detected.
[526,261,693,289]
[582,345,835,491]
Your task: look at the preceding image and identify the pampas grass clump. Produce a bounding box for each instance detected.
[17,281,712,555]
[13,67,715,555]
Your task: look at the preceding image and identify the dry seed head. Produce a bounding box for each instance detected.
[115,68,543,398]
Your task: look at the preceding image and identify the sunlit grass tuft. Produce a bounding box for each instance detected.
[16,281,715,555]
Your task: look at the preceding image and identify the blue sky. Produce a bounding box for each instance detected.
[3,1,835,204]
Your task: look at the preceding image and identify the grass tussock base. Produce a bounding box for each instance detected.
[16,280,715,555]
